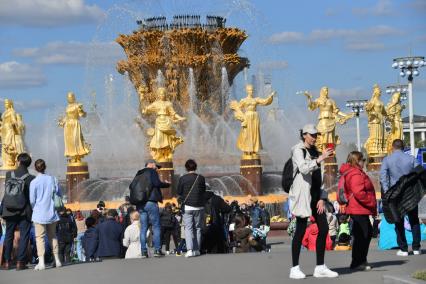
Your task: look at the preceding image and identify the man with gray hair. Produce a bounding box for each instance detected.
[380,139,420,256]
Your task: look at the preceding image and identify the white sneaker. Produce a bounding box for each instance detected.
[194,250,201,256]
[313,265,339,278]
[185,250,195,258]
[396,250,409,256]
[166,251,170,255]
[34,258,45,271]
[289,266,306,279]
[413,250,421,255]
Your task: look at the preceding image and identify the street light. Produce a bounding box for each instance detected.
[386,84,408,101]
[346,99,368,151]
[392,56,425,155]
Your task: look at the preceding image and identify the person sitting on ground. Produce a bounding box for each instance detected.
[160,202,179,255]
[123,211,141,259]
[82,217,98,261]
[302,216,333,252]
[334,215,352,251]
[56,207,77,264]
[326,204,338,247]
[233,214,262,253]
[96,209,124,259]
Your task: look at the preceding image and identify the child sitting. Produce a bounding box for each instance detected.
[335,215,352,250]
[233,214,263,253]
[82,217,99,261]
[302,216,333,251]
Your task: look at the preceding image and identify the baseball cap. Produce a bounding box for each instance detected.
[145,159,162,169]
[302,124,318,135]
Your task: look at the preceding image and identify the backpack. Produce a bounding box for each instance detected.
[129,170,152,205]
[2,172,29,210]
[336,172,352,205]
[204,197,214,226]
[282,149,306,193]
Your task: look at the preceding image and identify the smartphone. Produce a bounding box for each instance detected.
[327,143,335,151]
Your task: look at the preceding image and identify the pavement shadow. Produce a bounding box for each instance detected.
[333,260,408,275]
[268,241,285,246]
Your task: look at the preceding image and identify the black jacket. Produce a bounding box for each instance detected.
[82,227,98,258]
[57,213,78,243]
[134,168,169,204]
[1,165,35,220]
[177,173,206,207]
[382,165,426,223]
[204,191,232,228]
[160,209,178,229]
[96,218,124,258]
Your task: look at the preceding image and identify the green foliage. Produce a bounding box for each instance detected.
[412,270,426,281]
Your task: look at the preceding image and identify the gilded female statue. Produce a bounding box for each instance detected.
[303,87,353,152]
[385,92,405,153]
[142,87,186,162]
[364,84,388,157]
[230,84,275,160]
[14,114,25,154]
[58,92,91,164]
[0,99,24,169]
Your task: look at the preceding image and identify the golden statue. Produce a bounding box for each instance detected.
[230,84,275,160]
[385,92,405,153]
[364,84,388,157]
[142,87,186,162]
[0,99,25,170]
[15,114,25,155]
[303,87,354,152]
[58,92,91,164]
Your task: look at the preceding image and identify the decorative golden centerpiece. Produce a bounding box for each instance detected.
[116,15,249,117]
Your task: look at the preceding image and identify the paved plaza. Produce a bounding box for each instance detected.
[1,237,424,284]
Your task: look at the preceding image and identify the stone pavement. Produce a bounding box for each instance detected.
[1,237,425,284]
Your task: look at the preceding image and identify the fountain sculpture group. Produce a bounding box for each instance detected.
[0,16,408,203]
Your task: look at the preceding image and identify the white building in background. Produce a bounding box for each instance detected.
[403,115,426,143]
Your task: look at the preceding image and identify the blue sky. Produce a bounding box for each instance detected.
[0,0,425,146]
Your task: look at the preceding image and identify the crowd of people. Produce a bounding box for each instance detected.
[0,156,272,271]
[0,124,424,281]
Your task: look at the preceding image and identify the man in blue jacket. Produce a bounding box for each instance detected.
[135,159,170,258]
[96,209,124,259]
[380,139,420,256]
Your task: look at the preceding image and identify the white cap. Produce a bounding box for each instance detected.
[302,124,318,135]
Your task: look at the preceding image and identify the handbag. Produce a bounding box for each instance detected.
[52,177,64,210]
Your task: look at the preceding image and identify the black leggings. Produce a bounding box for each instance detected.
[291,207,328,266]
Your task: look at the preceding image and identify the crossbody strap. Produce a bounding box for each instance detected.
[183,174,199,205]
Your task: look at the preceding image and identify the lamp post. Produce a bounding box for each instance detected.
[346,99,368,152]
[392,56,425,155]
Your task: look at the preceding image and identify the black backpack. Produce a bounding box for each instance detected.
[2,172,29,210]
[282,149,306,193]
[129,170,152,205]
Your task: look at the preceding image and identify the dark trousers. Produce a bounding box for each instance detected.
[350,215,372,268]
[3,216,31,262]
[161,227,179,252]
[58,241,72,263]
[394,206,420,252]
[291,206,328,267]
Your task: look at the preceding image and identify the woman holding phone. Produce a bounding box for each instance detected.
[288,124,338,279]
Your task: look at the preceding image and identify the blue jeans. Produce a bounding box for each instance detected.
[140,201,161,251]
[76,232,85,261]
